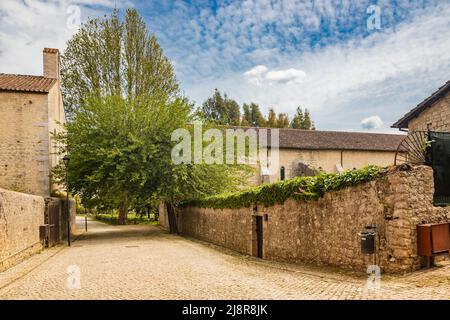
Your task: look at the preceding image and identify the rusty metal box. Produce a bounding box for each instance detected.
[417,222,450,256]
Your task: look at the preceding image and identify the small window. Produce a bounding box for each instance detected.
[427,123,433,131]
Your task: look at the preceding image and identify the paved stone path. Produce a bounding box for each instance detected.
[0,217,449,300]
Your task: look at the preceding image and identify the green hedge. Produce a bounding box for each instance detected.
[92,212,157,225]
[182,165,381,209]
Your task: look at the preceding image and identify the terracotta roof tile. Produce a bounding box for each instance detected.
[0,73,57,93]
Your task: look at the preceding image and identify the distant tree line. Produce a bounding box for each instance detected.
[198,89,315,130]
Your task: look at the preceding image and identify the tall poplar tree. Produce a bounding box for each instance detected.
[61,9,179,119]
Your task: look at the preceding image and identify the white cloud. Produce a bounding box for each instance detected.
[265,68,307,84]
[243,65,268,78]
[0,0,131,76]
[184,2,450,132]
[361,116,383,130]
[244,65,306,85]
[2,0,449,133]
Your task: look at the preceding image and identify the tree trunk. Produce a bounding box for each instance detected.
[118,200,128,225]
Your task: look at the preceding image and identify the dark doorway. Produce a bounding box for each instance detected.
[45,199,61,247]
[253,216,263,258]
[427,131,450,206]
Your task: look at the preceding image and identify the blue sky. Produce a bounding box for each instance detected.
[1,0,449,132]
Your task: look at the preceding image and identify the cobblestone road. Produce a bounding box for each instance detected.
[0,217,449,300]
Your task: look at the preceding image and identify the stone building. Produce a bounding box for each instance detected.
[0,48,66,197]
[246,128,405,183]
[392,80,450,132]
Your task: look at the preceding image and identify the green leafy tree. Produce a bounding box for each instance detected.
[276,113,290,128]
[57,10,247,225]
[290,106,314,130]
[201,89,241,125]
[225,97,241,126]
[303,108,313,130]
[241,104,251,126]
[290,106,304,129]
[249,103,266,127]
[53,96,244,225]
[267,108,277,127]
[61,9,179,119]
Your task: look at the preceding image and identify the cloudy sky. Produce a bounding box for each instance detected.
[1,0,449,133]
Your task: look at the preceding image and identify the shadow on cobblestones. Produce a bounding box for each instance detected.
[0,217,448,300]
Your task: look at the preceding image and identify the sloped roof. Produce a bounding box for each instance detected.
[227,127,405,152]
[0,73,57,93]
[392,80,450,129]
[276,128,404,151]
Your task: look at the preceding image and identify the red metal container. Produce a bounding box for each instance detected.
[417,222,450,267]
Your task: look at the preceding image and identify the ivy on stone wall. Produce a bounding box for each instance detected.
[181,165,381,209]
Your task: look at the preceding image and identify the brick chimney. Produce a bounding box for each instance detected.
[43,48,60,80]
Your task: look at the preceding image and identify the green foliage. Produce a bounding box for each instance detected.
[241,104,251,126]
[276,112,289,128]
[182,165,381,209]
[422,139,435,152]
[53,95,246,224]
[200,89,241,125]
[57,8,250,224]
[248,103,266,127]
[61,8,179,119]
[266,108,277,127]
[199,89,316,130]
[53,95,188,212]
[92,212,158,225]
[303,109,312,130]
[290,106,314,130]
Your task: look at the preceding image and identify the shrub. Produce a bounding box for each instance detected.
[181,165,381,209]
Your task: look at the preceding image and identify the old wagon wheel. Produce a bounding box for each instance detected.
[394,131,429,166]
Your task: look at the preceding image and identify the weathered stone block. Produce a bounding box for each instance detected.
[178,166,450,273]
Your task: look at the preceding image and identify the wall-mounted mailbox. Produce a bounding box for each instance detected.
[358,227,376,255]
[417,222,450,267]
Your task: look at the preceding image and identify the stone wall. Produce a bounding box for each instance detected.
[180,206,253,255]
[0,188,45,271]
[0,188,77,271]
[408,91,450,132]
[0,91,51,196]
[177,166,450,273]
[0,49,66,197]
[272,148,399,180]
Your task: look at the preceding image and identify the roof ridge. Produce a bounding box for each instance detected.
[392,80,450,128]
[0,73,48,79]
[228,125,403,136]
